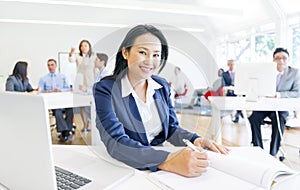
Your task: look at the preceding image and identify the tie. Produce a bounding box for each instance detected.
[276,73,281,91]
[51,73,56,91]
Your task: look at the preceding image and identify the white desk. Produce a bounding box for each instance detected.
[40,92,101,145]
[40,92,93,109]
[52,145,299,190]
[208,96,300,143]
[52,145,159,190]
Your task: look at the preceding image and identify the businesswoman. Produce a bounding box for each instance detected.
[5,61,39,93]
[94,24,229,177]
[69,39,97,132]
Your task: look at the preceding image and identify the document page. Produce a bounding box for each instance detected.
[149,167,262,190]
[148,146,297,190]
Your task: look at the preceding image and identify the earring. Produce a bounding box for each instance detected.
[124,56,127,60]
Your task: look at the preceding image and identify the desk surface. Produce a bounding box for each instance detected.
[52,145,299,190]
[207,96,300,143]
[208,96,300,111]
[41,92,93,109]
[52,145,159,190]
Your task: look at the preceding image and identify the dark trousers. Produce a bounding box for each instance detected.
[248,111,288,156]
[53,108,74,133]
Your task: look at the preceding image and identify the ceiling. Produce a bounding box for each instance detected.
[0,0,300,36]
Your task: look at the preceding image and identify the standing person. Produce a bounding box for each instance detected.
[94,24,229,176]
[223,59,243,123]
[69,39,97,132]
[248,47,300,156]
[94,53,109,83]
[5,61,39,93]
[38,59,73,142]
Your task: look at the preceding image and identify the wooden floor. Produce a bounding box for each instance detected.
[51,114,91,145]
[51,112,300,171]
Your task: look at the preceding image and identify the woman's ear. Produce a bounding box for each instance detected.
[122,48,128,60]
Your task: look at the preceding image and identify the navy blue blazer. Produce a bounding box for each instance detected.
[222,71,233,87]
[5,75,33,92]
[93,75,199,171]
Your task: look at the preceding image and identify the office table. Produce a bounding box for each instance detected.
[52,145,300,190]
[52,145,159,190]
[208,96,300,144]
[40,92,93,109]
[40,92,101,145]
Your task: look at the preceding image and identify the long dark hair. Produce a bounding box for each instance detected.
[79,39,93,57]
[112,24,169,79]
[12,61,28,82]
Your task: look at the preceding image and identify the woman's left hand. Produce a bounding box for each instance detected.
[194,137,230,154]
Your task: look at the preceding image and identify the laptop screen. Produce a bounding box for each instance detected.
[0,92,57,190]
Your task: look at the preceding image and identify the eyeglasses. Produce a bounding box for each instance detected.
[274,56,288,61]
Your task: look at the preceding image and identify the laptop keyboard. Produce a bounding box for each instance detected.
[55,166,92,190]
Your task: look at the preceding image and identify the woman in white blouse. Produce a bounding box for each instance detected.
[69,40,97,132]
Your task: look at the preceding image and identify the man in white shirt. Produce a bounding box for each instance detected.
[95,53,109,82]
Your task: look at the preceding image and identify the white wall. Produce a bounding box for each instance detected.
[0,22,219,93]
[0,22,114,86]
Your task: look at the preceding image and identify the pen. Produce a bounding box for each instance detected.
[183,139,206,153]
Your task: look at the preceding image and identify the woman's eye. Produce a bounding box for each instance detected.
[153,54,160,58]
[139,51,146,55]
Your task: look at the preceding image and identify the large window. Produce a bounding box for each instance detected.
[291,25,300,66]
[217,23,275,65]
[254,32,275,62]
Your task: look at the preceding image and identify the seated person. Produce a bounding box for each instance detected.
[223,59,243,123]
[248,48,300,156]
[169,66,187,97]
[38,59,73,143]
[6,61,39,93]
[185,68,224,109]
[94,24,229,177]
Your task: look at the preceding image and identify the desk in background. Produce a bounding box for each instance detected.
[40,92,101,145]
[40,92,93,109]
[208,96,300,144]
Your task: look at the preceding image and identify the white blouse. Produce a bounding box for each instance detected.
[121,75,163,143]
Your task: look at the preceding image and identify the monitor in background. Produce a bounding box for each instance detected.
[234,62,277,101]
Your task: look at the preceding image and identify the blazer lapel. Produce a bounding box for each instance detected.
[122,94,149,145]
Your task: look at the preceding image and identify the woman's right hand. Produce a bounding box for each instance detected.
[158,147,209,177]
[69,47,76,56]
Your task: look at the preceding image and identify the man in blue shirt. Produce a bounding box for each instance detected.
[38,59,73,142]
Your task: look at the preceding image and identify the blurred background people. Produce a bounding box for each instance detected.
[38,59,73,143]
[169,66,186,96]
[94,53,109,83]
[5,61,39,93]
[223,59,243,123]
[69,39,97,132]
[185,68,224,109]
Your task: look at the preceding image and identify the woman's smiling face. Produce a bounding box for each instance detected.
[122,33,162,81]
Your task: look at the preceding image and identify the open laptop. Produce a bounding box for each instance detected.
[0,92,134,190]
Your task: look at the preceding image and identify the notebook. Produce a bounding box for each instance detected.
[148,147,300,190]
[0,92,134,190]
